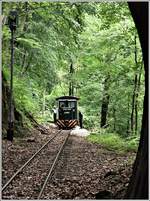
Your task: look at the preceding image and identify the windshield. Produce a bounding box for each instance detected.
[59,101,76,108]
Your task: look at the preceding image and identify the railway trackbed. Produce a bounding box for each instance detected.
[2,129,135,199]
[2,129,71,199]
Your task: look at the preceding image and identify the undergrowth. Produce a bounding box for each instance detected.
[87,132,139,153]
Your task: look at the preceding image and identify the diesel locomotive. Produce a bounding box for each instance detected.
[53,96,83,129]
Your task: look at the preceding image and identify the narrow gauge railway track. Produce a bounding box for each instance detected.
[2,129,71,199]
[39,135,102,200]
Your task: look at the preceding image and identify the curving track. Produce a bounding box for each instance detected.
[2,129,71,199]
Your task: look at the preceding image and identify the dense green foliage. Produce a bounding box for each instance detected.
[2,2,144,138]
[87,131,139,153]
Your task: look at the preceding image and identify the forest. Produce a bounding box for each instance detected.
[2,2,144,139]
[2,1,148,200]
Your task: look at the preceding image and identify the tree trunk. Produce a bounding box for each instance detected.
[42,89,46,115]
[22,2,29,32]
[2,72,23,135]
[130,34,138,134]
[19,2,29,76]
[130,73,138,133]
[126,95,130,135]
[135,62,143,134]
[69,82,72,96]
[69,62,74,96]
[100,75,110,128]
[125,2,148,199]
[2,72,11,128]
[21,51,27,71]
[113,107,116,131]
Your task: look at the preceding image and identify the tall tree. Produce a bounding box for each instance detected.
[125,2,148,198]
[100,75,110,128]
[130,34,138,134]
[69,62,74,96]
[135,62,143,134]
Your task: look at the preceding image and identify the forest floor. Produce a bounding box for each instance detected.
[2,125,136,199]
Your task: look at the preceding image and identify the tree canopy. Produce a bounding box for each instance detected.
[2,2,144,137]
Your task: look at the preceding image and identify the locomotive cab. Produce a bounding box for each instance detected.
[54,96,82,129]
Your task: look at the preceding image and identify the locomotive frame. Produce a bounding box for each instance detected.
[53,96,82,129]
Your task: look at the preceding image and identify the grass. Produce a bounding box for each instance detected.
[87,132,139,153]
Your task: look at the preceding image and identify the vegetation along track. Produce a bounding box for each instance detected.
[2,129,71,199]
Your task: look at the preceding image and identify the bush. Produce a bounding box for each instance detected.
[87,132,138,153]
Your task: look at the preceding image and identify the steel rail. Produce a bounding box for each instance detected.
[38,132,70,199]
[2,130,62,192]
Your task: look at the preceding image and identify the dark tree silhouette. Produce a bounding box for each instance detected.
[125,2,148,199]
[69,63,74,96]
[100,75,110,128]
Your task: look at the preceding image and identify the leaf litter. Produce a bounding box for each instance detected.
[2,127,136,199]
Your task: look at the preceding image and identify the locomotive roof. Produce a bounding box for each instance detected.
[56,96,79,100]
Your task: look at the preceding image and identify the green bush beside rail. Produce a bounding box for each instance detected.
[87,132,139,153]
